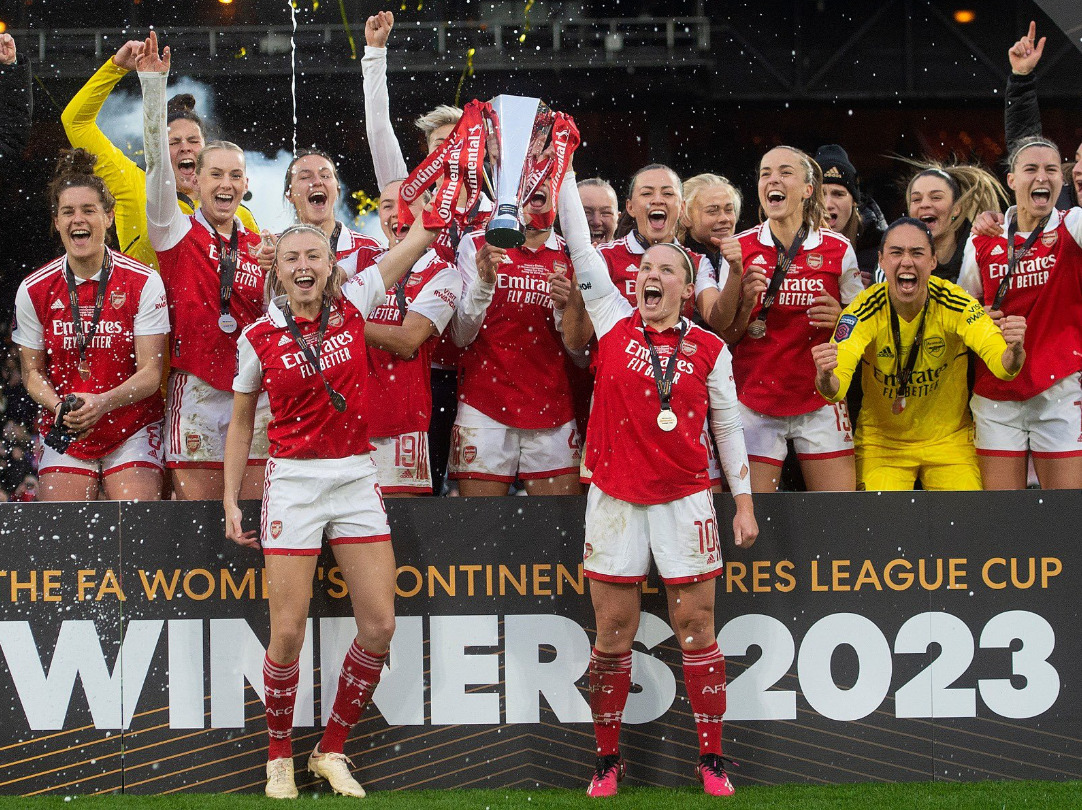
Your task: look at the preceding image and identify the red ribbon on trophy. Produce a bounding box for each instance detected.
[398,99,491,233]
[522,112,579,231]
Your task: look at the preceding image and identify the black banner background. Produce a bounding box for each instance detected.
[0,492,1078,795]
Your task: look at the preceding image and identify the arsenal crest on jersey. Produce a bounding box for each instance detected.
[328,308,344,328]
[248,242,261,257]
[406,272,424,287]
[681,342,697,357]
[270,520,283,539]
[462,445,477,464]
[185,433,201,453]
[1041,231,1058,248]
[110,290,126,309]
[806,253,823,270]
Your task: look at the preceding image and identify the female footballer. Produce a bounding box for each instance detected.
[224,212,438,798]
[559,170,757,797]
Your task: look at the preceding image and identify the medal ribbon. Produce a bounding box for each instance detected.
[398,99,491,233]
[750,224,808,331]
[213,223,240,319]
[641,320,688,415]
[64,251,113,377]
[991,213,1050,312]
[328,221,343,257]
[392,277,409,323]
[282,302,345,412]
[889,297,929,406]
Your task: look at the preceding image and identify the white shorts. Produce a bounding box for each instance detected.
[260,454,390,556]
[38,422,164,479]
[971,372,1082,458]
[166,371,271,468]
[583,486,723,585]
[449,402,580,483]
[739,401,854,466]
[371,432,432,494]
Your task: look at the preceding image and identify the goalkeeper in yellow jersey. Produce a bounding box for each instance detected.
[812,218,1027,490]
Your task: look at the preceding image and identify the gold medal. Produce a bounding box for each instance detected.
[891,396,906,415]
[746,318,767,339]
[657,410,678,432]
[78,360,91,380]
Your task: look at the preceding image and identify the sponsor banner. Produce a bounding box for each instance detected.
[0,492,1079,794]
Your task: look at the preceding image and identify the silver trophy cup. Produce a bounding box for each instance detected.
[484,95,556,249]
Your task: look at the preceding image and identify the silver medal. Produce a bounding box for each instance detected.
[218,313,238,334]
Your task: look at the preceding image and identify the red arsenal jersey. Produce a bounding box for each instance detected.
[334,226,386,275]
[13,249,169,460]
[960,207,1082,401]
[731,223,862,417]
[155,210,267,391]
[584,291,731,505]
[453,231,575,429]
[234,264,385,459]
[364,250,459,437]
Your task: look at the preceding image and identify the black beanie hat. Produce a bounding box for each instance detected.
[815,144,858,197]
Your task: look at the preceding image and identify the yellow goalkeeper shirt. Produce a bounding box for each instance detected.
[823,277,1018,448]
[61,59,258,271]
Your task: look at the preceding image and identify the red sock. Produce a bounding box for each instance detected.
[320,641,386,754]
[264,654,300,760]
[589,648,632,757]
[683,642,726,756]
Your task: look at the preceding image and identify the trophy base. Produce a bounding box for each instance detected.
[486,215,527,249]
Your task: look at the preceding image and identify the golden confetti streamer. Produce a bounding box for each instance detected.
[337,0,357,59]
[312,0,319,9]
[234,46,247,58]
[454,47,476,108]
[351,189,379,215]
[518,0,535,43]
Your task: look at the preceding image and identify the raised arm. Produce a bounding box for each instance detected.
[362,11,409,191]
[376,218,440,289]
[558,173,628,339]
[1005,20,1046,149]
[0,34,32,169]
[137,32,188,252]
[63,43,155,259]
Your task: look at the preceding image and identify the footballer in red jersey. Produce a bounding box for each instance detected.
[723,146,863,492]
[559,173,757,798]
[959,137,1082,490]
[363,179,459,496]
[449,181,582,497]
[224,216,439,799]
[14,150,168,501]
[139,33,270,501]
